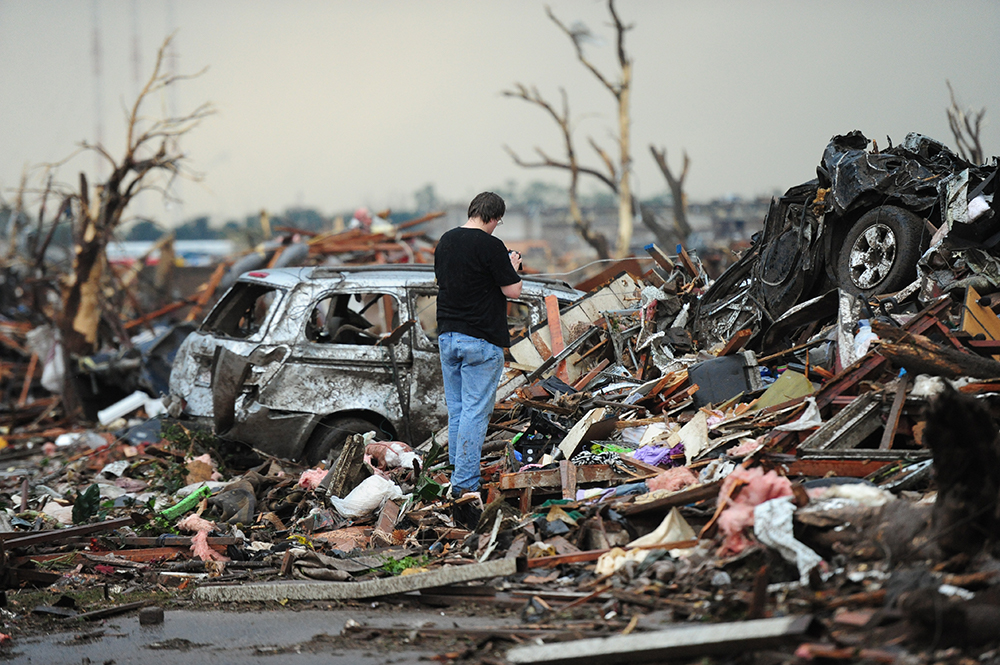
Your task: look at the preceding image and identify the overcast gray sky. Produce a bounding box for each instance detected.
[1,0,998,227]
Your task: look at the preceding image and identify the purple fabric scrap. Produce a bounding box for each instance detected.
[632,441,685,468]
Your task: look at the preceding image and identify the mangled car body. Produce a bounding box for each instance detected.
[695,131,998,349]
[169,264,583,463]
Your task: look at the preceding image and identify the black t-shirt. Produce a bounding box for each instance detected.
[435,227,521,348]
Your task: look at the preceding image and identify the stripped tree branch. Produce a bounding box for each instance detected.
[650,145,692,239]
[947,80,985,165]
[57,30,213,405]
[502,85,611,259]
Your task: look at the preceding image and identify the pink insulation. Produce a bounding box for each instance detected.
[365,440,420,471]
[176,513,230,562]
[646,465,700,493]
[298,468,327,490]
[715,467,792,556]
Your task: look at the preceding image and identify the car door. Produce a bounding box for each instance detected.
[254,287,414,447]
[408,287,449,443]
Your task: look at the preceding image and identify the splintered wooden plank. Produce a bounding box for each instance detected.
[879,374,910,450]
[560,461,577,500]
[193,558,517,602]
[798,391,883,451]
[1,517,134,547]
[617,481,723,516]
[499,464,619,491]
[506,615,817,665]
[780,459,893,478]
[719,329,753,356]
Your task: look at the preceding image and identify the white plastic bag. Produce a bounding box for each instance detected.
[853,320,879,358]
[754,497,824,584]
[329,475,404,519]
[774,396,823,431]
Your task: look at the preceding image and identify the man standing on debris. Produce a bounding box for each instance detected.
[435,192,522,521]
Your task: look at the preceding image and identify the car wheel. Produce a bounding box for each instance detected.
[836,206,925,297]
[303,416,377,466]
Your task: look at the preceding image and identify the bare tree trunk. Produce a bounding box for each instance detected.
[615,59,633,258]
[51,35,211,417]
[59,173,103,357]
[637,202,676,249]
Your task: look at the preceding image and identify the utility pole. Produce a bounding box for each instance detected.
[165,0,182,226]
[91,0,104,180]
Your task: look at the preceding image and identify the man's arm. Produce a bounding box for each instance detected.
[501,280,522,299]
[500,250,522,299]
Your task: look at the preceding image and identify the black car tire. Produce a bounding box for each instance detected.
[303,416,377,466]
[836,205,925,297]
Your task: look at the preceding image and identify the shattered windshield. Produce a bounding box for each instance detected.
[202,282,284,339]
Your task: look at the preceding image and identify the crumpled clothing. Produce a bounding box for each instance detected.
[329,475,404,519]
[207,478,256,524]
[292,550,354,581]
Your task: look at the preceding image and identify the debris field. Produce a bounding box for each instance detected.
[1,132,1000,664]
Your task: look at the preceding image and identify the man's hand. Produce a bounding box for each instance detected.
[508,250,522,271]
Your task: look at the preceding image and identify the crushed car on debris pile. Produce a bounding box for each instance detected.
[167,264,584,464]
[694,131,998,350]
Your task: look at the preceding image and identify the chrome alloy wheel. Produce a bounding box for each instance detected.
[848,222,897,290]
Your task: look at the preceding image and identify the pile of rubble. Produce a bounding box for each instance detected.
[1,133,1000,663]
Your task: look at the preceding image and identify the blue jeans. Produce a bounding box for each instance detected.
[438,332,505,493]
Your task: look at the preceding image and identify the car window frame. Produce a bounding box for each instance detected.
[301,287,409,348]
[200,281,287,343]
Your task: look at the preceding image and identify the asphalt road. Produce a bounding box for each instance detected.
[3,606,519,664]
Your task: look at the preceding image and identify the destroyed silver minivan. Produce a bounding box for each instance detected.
[168,264,584,464]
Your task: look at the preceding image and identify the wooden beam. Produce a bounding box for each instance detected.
[572,358,610,391]
[500,461,659,491]
[17,353,37,408]
[617,481,722,516]
[778,459,893,478]
[719,329,753,356]
[194,557,516,602]
[2,517,134,548]
[677,245,699,279]
[560,461,577,500]
[396,210,446,230]
[545,294,569,382]
[574,260,644,292]
[879,374,910,450]
[506,615,817,665]
[874,320,1000,379]
[123,300,190,330]
[185,261,228,323]
[519,486,534,513]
